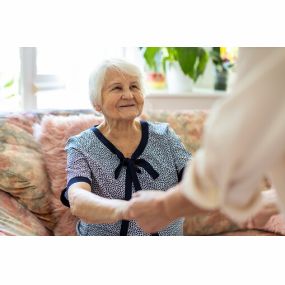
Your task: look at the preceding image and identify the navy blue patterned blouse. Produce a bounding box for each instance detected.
[61,120,191,236]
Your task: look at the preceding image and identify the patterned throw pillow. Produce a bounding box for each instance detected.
[35,114,104,235]
[0,191,51,236]
[0,120,57,231]
[144,110,208,154]
[6,113,40,134]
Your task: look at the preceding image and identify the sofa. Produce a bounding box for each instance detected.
[0,109,284,236]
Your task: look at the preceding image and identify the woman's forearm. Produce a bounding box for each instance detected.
[69,187,128,224]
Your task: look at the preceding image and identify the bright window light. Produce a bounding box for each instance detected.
[36,47,143,110]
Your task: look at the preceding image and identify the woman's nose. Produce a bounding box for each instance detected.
[122,89,134,99]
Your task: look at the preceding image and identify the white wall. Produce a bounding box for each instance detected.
[144,90,228,111]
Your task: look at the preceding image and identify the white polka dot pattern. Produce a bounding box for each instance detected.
[65,121,191,236]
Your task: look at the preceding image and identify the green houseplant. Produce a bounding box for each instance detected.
[142,47,209,82]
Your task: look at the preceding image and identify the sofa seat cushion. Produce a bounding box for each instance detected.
[0,191,51,236]
[0,120,57,230]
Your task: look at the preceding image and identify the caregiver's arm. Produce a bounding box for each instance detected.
[68,182,129,224]
[181,48,285,222]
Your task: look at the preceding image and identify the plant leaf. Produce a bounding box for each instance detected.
[143,47,161,71]
[4,79,14,88]
[175,47,199,80]
[196,48,209,80]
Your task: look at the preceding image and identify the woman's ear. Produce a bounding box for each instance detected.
[94,104,102,112]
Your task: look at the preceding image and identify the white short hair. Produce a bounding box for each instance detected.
[89,58,145,107]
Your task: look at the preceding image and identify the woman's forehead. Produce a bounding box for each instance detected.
[104,68,138,84]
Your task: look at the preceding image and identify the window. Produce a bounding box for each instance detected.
[0,47,144,112]
[35,47,143,110]
[0,48,21,112]
[1,47,238,112]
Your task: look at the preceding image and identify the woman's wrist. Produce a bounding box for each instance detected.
[112,199,130,221]
[70,188,128,223]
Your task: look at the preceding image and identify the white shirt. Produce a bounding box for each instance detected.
[181,48,285,222]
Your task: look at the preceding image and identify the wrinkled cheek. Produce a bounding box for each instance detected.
[135,93,144,103]
[137,97,145,110]
[137,102,144,114]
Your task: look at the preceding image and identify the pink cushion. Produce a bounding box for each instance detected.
[262,214,285,235]
[53,210,78,236]
[35,114,104,235]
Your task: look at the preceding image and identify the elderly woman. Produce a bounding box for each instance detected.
[60,58,191,235]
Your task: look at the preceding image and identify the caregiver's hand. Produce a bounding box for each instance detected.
[127,190,173,233]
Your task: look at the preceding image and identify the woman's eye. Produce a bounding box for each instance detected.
[131,85,139,89]
[112,86,122,91]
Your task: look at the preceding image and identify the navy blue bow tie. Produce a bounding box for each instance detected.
[115,157,159,182]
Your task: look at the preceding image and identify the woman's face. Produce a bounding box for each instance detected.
[97,68,144,122]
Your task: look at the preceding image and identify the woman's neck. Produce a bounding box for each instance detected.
[99,119,141,140]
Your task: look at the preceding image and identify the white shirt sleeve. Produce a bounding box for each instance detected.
[181,48,285,222]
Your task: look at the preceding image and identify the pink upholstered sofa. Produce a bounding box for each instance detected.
[0,109,284,236]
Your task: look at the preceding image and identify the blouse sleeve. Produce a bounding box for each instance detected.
[166,125,192,182]
[60,137,92,207]
[181,48,285,222]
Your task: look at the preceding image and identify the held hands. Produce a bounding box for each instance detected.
[121,190,174,233]
[121,186,205,233]
[130,190,174,233]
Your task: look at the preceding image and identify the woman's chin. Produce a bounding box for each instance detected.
[118,109,142,120]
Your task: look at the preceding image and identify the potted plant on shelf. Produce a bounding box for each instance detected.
[141,47,209,92]
[210,47,237,91]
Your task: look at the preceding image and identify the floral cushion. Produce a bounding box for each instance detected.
[0,120,57,230]
[144,110,208,154]
[6,113,39,135]
[182,211,240,235]
[0,189,51,236]
[221,230,278,236]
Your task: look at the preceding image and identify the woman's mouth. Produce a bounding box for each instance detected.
[119,104,136,108]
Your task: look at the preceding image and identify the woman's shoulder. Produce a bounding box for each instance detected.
[65,127,95,149]
[145,120,171,136]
